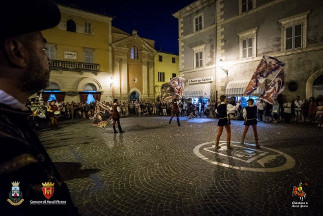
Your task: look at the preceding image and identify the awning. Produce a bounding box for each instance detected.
[225,80,265,97]
[183,83,211,98]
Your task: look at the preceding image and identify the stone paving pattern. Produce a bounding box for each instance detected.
[39,117,323,216]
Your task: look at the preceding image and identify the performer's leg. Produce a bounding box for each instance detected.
[117,119,124,133]
[252,125,260,148]
[176,113,180,126]
[169,113,174,124]
[113,119,118,133]
[225,125,232,149]
[215,126,223,149]
[241,125,249,144]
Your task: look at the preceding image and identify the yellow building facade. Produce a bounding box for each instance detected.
[154,52,179,99]
[41,5,113,103]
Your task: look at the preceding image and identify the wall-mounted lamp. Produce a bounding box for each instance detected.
[109,77,114,87]
[219,59,228,76]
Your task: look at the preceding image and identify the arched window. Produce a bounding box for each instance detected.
[67,19,76,32]
[46,82,60,91]
[83,83,97,92]
[130,46,139,59]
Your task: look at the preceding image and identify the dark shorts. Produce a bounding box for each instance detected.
[218,118,230,126]
[244,119,257,126]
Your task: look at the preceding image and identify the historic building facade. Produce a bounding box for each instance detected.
[173,0,216,104]
[111,29,157,102]
[219,0,323,101]
[154,52,179,100]
[175,0,323,102]
[40,5,158,104]
[41,5,113,103]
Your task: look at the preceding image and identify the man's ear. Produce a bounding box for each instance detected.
[3,38,29,68]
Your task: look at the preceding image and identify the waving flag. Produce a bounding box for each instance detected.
[259,69,285,104]
[161,77,185,102]
[243,56,284,96]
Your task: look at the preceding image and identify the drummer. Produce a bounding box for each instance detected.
[47,100,59,128]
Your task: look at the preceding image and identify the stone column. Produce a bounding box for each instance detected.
[120,58,128,101]
[142,60,148,99]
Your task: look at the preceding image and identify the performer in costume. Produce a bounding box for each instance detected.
[47,100,59,128]
[169,98,181,126]
[214,95,239,150]
[111,99,124,133]
[241,99,260,148]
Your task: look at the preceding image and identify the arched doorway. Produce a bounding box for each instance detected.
[129,91,139,102]
[306,69,323,99]
[313,75,323,99]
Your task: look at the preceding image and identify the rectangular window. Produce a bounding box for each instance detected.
[84,49,93,63]
[44,44,56,60]
[195,52,203,68]
[172,57,176,63]
[242,38,253,58]
[285,24,302,50]
[84,22,92,34]
[159,55,163,62]
[195,15,203,32]
[172,73,176,78]
[158,72,165,82]
[242,0,253,13]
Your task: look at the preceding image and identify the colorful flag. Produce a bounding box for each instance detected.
[243,56,284,96]
[259,69,285,104]
[161,77,185,102]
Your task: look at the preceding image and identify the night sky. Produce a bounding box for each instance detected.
[56,0,197,54]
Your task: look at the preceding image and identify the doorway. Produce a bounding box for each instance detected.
[129,91,139,102]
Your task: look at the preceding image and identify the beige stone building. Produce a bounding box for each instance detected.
[111,28,157,102]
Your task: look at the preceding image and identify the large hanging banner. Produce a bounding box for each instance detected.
[161,77,185,102]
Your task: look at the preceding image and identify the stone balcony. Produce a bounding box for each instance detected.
[50,60,100,73]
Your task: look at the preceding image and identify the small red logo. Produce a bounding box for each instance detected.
[292,182,307,201]
[42,182,55,199]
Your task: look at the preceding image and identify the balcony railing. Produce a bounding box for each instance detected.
[50,60,100,73]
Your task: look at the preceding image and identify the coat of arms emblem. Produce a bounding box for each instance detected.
[42,182,55,199]
[7,181,24,206]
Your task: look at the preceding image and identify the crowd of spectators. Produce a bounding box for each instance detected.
[27,95,323,129]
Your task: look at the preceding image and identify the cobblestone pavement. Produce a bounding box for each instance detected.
[39,117,323,216]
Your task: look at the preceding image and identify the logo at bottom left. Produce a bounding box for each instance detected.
[7,181,24,206]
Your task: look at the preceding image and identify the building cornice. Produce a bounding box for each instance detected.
[180,24,216,40]
[173,0,216,19]
[58,5,112,23]
[228,44,323,66]
[222,0,285,25]
[180,65,216,74]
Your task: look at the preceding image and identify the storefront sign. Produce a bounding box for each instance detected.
[188,77,213,84]
[64,51,77,60]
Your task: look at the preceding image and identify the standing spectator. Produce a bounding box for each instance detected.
[307,97,316,123]
[210,100,216,118]
[283,99,292,123]
[264,102,273,122]
[272,101,280,123]
[316,100,323,127]
[294,96,304,123]
[256,99,264,122]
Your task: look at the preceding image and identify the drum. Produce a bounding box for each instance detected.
[54,111,61,117]
[37,112,46,119]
